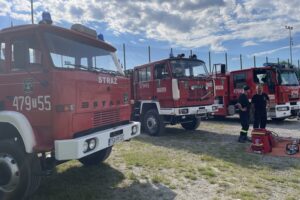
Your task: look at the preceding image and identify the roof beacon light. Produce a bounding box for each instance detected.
[98,33,104,41]
[177,53,185,58]
[71,24,97,38]
[39,11,53,25]
[169,48,174,58]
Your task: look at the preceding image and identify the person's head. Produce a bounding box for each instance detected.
[243,85,250,94]
[256,84,263,94]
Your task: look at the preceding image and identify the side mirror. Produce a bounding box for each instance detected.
[13,41,29,69]
[161,71,169,79]
[220,64,226,74]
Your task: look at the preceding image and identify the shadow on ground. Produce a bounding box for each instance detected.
[208,116,300,131]
[137,125,300,170]
[30,163,176,200]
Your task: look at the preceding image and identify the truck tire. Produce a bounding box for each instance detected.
[0,140,40,200]
[27,154,42,196]
[142,109,165,136]
[79,146,112,166]
[181,117,201,130]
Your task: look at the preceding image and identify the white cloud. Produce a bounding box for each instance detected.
[251,44,300,57]
[3,0,300,52]
[242,41,258,47]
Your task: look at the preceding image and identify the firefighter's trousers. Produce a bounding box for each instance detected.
[239,111,249,139]
[253,111,267,129]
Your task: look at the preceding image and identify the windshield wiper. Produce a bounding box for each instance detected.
[97,68,122,76]
[64,63,98,72]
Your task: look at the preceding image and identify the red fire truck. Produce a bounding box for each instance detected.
[129,54,218,136]
[0,15,140,199]
[213,63,300,120]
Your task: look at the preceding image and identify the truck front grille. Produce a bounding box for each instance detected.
[93,109,120,127]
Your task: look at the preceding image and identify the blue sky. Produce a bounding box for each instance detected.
[1,0,300,71]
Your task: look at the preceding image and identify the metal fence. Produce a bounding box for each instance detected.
[114,43,300,73]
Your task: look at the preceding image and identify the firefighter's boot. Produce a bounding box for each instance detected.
[238,132,246,143]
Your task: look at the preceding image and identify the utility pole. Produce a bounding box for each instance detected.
[30,0,34,24]
[285,25,293,65]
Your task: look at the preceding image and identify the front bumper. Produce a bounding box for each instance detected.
[268,103,291,118]
[290,102,300,116]
[159,104,219,116]
[54,121,141,161]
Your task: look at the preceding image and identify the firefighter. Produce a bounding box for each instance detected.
[251,84,270,129]
[236,85,251,143]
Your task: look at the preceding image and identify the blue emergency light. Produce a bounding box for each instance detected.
[39,11,53,25]
[98,34,104,41]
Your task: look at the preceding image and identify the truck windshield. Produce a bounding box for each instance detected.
[170,60,208,78]
[279,70,299,86]
[44,32,123,74]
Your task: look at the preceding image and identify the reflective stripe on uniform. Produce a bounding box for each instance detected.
[240,129,248,133]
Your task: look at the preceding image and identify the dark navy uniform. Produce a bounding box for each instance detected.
[251,93,269,129]
[238,92,250,142]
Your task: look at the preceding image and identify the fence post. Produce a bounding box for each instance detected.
[225,52,228,71]
[240,54,242,69]
[209,51,211,73]
[123,43,126,70]
[148,46,151,63]
[254,56,256,67]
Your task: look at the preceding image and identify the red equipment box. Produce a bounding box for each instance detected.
[251,129,275,154]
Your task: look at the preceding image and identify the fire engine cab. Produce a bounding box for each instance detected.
[129,54,218,136]
[213,63,300,120]
[0,13,140,199]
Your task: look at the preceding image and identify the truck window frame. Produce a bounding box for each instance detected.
[9,31,43,73]
[0,40,6,73]
[154,62,169,80]
[138,66,152,82]
[233,72,247,89]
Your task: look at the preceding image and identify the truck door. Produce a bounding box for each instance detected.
[153,62,172,108]
[230,72,248,102]
[3,33,51,127]
[135,66,152,100]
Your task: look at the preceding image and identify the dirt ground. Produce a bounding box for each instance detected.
[31,117,300,200]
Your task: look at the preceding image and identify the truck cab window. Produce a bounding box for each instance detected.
[0,42,5,72]
[233,73,246,88]
[253,70,268,84]
[138,68,147,82]
[154,63,168,79]
[11,35,42,71]
[45,32,123,74]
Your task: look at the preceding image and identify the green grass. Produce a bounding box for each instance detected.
[31,122,300,200]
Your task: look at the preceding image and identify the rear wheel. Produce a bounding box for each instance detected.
[181,117,201,130]
[79,147,112,166]
[0,140,41,200]
[142,109,165,136]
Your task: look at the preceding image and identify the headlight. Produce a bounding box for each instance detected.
[89,139,97,150]
[83,141,89,153]
[179,108,189,114]
[277,107,289,111]
[132,125,138,135]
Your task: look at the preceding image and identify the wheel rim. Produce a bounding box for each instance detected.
[0,154,20,193]
[147,115,158,133]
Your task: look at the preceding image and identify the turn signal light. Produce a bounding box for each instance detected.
[55,104,75,112]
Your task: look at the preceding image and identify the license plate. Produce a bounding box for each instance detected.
[108,134,124,146]
[197,108,206,114]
